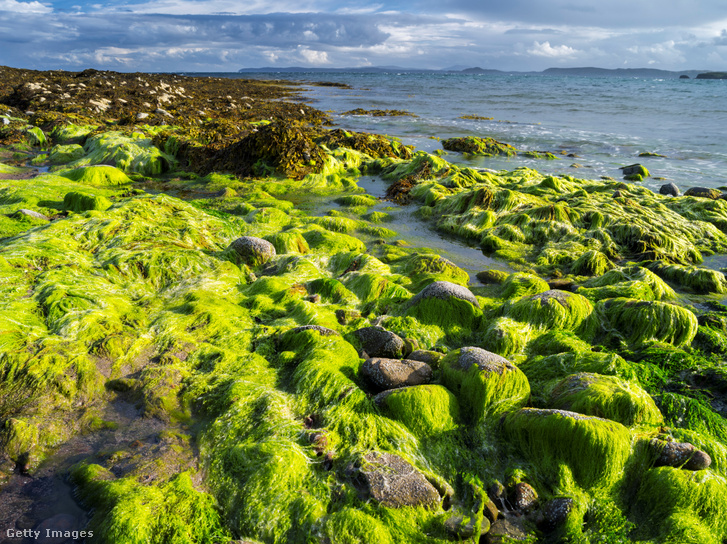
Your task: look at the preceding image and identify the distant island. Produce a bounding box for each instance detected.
[696,72,727,79]
[238,66,709,79]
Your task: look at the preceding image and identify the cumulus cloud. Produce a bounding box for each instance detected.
[0,0,52,13]
[527,41,579,58]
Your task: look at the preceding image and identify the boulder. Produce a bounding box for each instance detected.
[503,408,631,488]
[351,326,407,359]
[361,358,432,391]
[228,236,276,267]
[405,280,482,330]
[444,513,491,538]
[537,497,574,533]
[373,384,459,435]
[620,163,649,178]
[476,269,509,284]
[440,347,530,421]
[483,518,529,543]
[506,289,593,331]
[659,182,680,196]
[548,372,663,426]
[16,208,50,221]
[684,187,721,199]
[651,440,712,471]
[407,280,480,308]
[406,349,444,367]
[509,482,538,512]
[356,452,441,508]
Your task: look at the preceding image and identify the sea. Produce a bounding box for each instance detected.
[186,71,727,277]
[206,71,727,193]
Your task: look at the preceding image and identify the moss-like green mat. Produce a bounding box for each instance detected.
[3,73,727,544]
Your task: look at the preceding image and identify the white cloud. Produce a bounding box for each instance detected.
[297,46,330,64]
[527,41,579,58]
[0,0,51,14]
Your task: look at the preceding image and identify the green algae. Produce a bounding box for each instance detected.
[503,408,632,488]
[506,290,594,332]
[71,466,230,544]
[3,80,727,544]
[440,348,530,422]
[647,261,727,294]
[580,265,677,301]
[632,468,727,544]
[69,131,175,176]
[63,191,112,212]
[49,143,85,165]
[441,136,517,157]
[548,372,663,427]
[480,317,533,358]
[61,165,133,186]
[596,298,698,348]
[499,272,549,299]
[376,385,460,436]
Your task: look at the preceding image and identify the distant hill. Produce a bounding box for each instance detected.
[696,72,727,79]
[238,66,709,78]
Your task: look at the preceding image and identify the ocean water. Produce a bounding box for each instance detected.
[218,71,727,192]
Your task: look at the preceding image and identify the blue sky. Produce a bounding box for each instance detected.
[2,0,727,72]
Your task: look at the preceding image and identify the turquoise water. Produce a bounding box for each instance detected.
[214,71,727,192]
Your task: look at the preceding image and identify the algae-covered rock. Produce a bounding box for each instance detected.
[481,317,532,358]
[14,208,50,221]
[406,349,444,367]
[570,249,613,276]
[596,298,698,347]
[538,497,575,534]
[227,236,276,267]
[684,187,722,200]
[476,269,510,284]
[500,272,549,299]
[441,347,530,421]
[265,230,310,254]
[0,418,40,469]
[442,136,517,157]
[351,326,407,359]
[651,440,712,471]
[548,372,663,426]
[444,513,490,539]
[632,467,727,543]
[374,384,460,435]
[506,289,594,332]
[360,357,433,391]
[49,143,85,165]
[580,265,676,301]
[620,163,649,179]
[647,261,727,294]
[61,164,132,186]
[356,452,442,508]
[404,280,482,331]
[63,191,112,212]
[503,408,632,488]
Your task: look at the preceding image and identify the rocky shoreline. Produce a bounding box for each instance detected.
[2,65,727,544]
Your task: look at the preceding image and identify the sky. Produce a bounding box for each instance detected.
[2,0,727,72]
